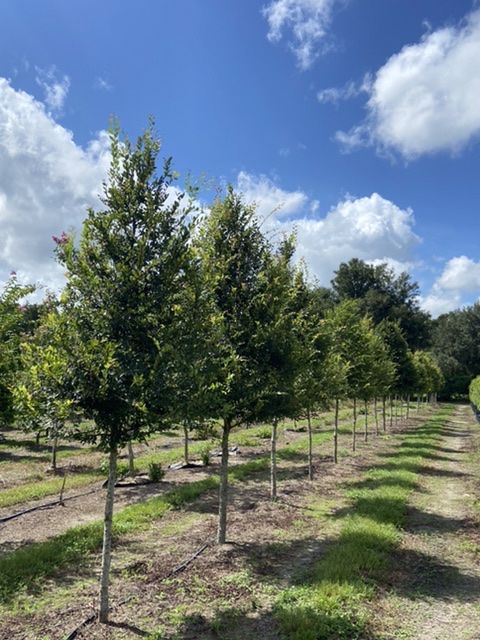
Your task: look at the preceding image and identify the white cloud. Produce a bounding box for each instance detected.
[236,171,419,284]
[436,256,480,292]
[95,76,112,91]
[420,256,480,316]
[237,171,309,221]
[317,75,371,104]
[35,66,70,115]
[0,78,110,291]
[337,10,480,158]
[262,0,340,70]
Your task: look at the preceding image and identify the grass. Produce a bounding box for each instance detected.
[274,407,454,640]
[0,471,102,509]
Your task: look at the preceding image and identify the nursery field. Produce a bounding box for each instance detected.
[1,402,479,640]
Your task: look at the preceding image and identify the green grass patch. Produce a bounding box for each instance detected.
[0,472,102,509]
[274,407,454,640]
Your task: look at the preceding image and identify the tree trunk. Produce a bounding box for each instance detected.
[51,428,58,473]
[271,419,278,499]
[352,398,357,452]
[417,395,420,412]
[395,395,399,425]
[364,399,368,442]
[406,395,410,419]
[127,441,135,475]
[382,396,386,432]
[389,396,393,429]
[333,398,339,464]
[307,408,313,480]
[374,397,379,435]
[217,419,230,544]
[35,431,41,447]
[183,423,189,465]
[99,446,117,623]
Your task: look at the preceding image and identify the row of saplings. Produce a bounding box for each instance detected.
[2,124,444,624]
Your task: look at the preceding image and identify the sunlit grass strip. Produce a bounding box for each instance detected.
[0,472,102,509]
[274,407,454,640]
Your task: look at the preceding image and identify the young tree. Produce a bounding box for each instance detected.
[292,268,337,479]
[196,187,276,543]
[323,301,370,453]
[0,276,34,435]
[14,312,79,473]
[55,123,192,622]
[255,237,298,499]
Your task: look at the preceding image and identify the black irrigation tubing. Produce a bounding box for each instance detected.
[0,485,102,525]
[64,540,211,640]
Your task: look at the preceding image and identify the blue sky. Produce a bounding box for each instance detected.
[0,0,479,315]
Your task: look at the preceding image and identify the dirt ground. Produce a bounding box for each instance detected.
[371,405,480,640]
[0,405,447,640]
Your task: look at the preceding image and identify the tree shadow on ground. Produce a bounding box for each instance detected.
[388,545,480,603]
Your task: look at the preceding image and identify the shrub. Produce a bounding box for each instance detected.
[148,462,164,482]
[199,444,210,466]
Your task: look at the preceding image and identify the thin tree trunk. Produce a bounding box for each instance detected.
[307,408,313,480]
[99,446,117,623]
[382,396,386,432]
[352,398,357,452]
[395,395,399,425]
[417,395,420,412]
[389,396,393,430]
[127,441,135,475]
[271,418,278,499]
[51,428,58,473]
[183,423,189,465]
[35,431,41,447]
[374,397,379,435]
[217,419,230,544]
[406,395,410,419]
[364,399,368,442]
[333,398,339,464]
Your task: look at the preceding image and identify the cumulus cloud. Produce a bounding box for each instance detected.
[436,256,480,292]
[421,256,480,316]
[35,66,70,115]
[262,0,341,70]
[337,9,480,158]
[236,171,419,284]
[0,78,110,291]
[236,171,309,221]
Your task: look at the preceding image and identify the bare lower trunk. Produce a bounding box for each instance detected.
[374,397,379,435]
[217,419,230,544]
[389,396,394,429]
[35,431,41,447]
[271,419,278,499]
[382,396,386,432]
[333,398,339,464]
[51,433,58,473]
[352,398,357,452]
[183,423,189,465]
[307,408,313,480]
[395,395,399,425]
[417,395,420,412]
[364,399,368,442]
[406,395,410,419]
[127,441,135,475]
[99,446,117,623]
